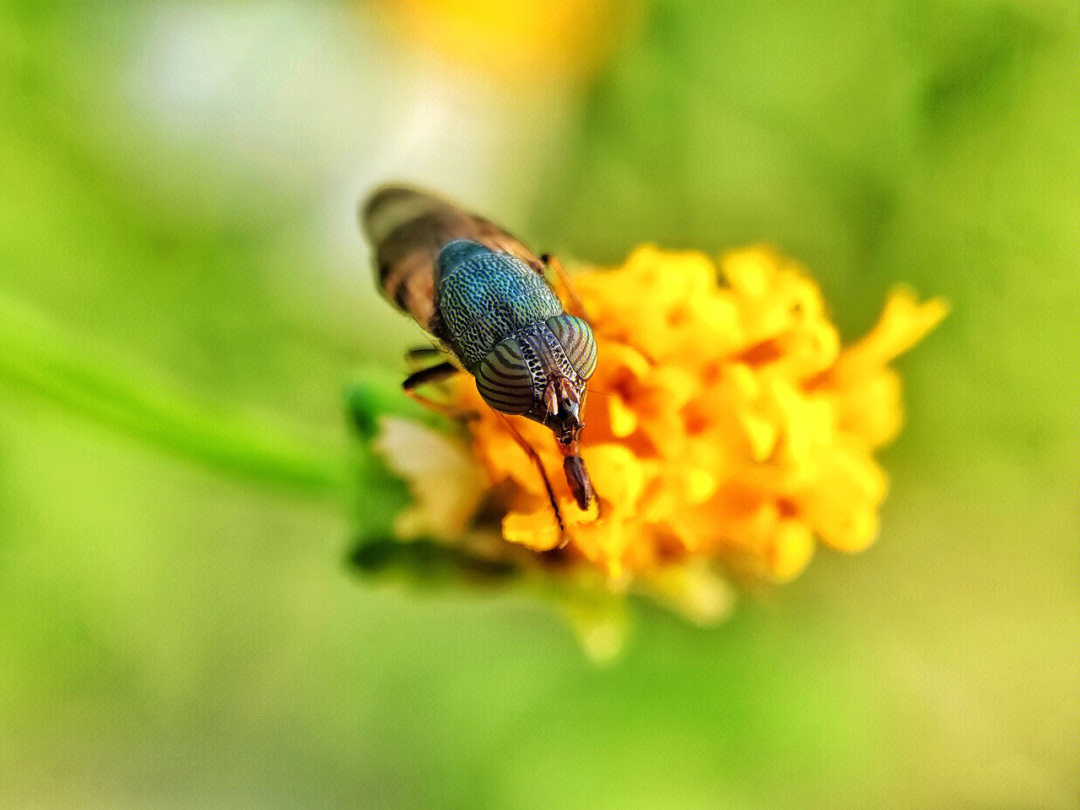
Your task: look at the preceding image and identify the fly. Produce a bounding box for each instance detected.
[360,185,598,542]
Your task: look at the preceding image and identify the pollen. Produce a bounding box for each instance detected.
[450,245,947,580]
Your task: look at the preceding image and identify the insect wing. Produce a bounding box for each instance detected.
[362,186,545,334]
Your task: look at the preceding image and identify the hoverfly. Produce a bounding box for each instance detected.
[361,185,597,539]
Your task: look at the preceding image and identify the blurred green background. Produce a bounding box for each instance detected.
[2,1,1078,807]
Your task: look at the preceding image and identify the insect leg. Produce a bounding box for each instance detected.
[403,360,458,387]
[402,362,478,421]
[494,412,570,549]
[541,253,590,323]
[405,345,445,368]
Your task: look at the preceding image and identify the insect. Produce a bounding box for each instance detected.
[361,185,597,539]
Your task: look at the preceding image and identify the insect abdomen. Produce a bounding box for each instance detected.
[435,240,562,370]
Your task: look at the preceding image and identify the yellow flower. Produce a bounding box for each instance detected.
[373,0,641,83]
[451,245,947,581]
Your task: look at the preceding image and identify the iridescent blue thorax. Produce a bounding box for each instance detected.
[435,240,562,371]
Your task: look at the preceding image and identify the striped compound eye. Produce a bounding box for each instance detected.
[475,337,533,415]
[546,315,598,380]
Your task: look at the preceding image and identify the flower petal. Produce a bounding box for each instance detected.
[373,416,487,539]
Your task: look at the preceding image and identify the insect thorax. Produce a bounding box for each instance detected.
[435,240,562,370]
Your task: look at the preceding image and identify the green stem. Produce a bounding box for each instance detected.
[0,290,352,494]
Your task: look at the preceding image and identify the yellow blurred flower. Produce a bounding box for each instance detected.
[374,0,640,82]
[453,245,948,581]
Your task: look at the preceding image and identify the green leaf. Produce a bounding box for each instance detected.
[0,290,351,492]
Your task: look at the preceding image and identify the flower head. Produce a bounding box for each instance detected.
[353,243,945,658]
[376,0,640,83]
[451,245,947,580]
